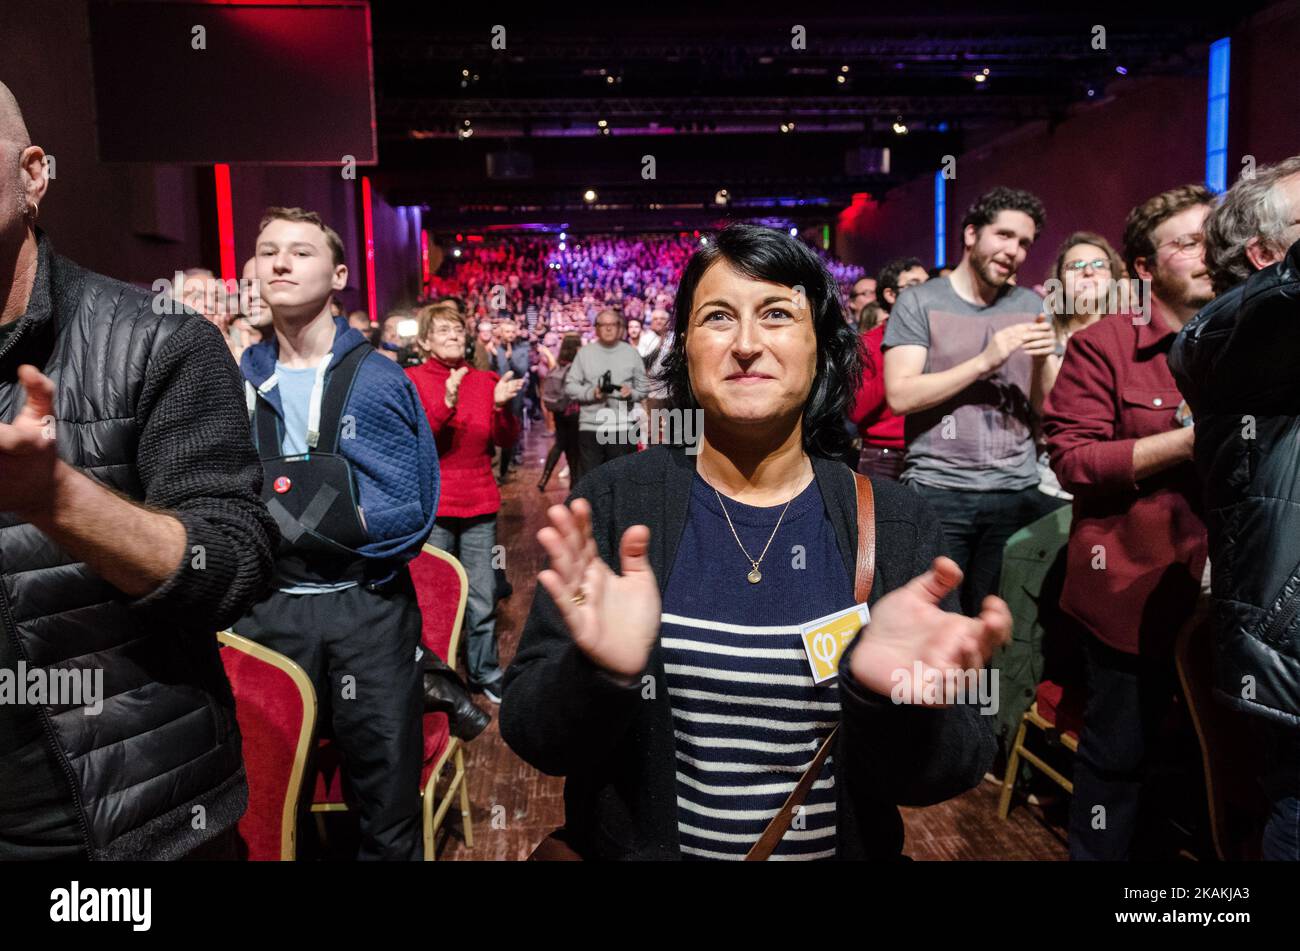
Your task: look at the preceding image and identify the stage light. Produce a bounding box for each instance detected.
[583,189,597,202]
[1116,65,1128,75]
[841,65,849,73]
[789,227,798,237]
[559,242,566,251]
[892,118,908,135]
[559,231,566,240]
[597,119,607,128]
[715,188,729,206]
[836,75,846,84]
[452,248,462,257]
[973,73,986,83]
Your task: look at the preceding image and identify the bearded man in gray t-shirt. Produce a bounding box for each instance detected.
[882,187,1067,615]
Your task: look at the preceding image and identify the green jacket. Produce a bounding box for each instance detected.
[992,503,1073,749]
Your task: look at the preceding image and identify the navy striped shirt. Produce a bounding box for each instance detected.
[661,472,854,860]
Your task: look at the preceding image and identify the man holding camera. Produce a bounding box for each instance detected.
[564,309,648,486]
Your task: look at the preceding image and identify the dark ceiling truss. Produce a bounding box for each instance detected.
[381,94,1061,122]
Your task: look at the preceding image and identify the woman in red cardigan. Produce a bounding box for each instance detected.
[408,303,524,701]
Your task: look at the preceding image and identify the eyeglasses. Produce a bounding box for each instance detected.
[1155,233,1205,256]
[1062,259,1112,272]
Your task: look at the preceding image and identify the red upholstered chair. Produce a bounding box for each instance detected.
[217,630,316,861]
[997,679,1084,819]
[309,544,474,861]
[409,544,474,861]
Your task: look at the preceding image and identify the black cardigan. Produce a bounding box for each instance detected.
[500,444,995,860]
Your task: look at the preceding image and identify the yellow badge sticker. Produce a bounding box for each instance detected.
[799,603,870,684]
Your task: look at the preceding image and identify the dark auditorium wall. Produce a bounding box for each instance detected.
[1,1,420,316]
[1230,1,1300,169]
[839,1,1300,282]
[1,1,209,287]
[838,74,1207,283]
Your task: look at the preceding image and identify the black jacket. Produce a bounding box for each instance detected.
[500,444,995,859]
[0,233,278,858]
[1169,238,1300,730]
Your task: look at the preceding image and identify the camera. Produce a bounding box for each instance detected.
[598,370,620,397]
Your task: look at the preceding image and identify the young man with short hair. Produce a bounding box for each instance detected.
[874,256,930,315]
[882,186,1061,614]
[234,207,439,860]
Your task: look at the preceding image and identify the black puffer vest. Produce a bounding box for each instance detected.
[1170,238,1300,731]
[0,234,247,858]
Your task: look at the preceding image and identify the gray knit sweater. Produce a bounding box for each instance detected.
[563,340,649,433]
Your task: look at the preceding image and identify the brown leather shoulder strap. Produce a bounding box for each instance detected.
[852,472,877,604]
[744,471,878,861]
[744,725,838,861]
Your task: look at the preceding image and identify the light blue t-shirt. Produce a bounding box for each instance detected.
[274,362,358,595]
[275,362,317,455]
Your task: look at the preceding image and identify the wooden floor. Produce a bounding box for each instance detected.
[438,422,1068,861]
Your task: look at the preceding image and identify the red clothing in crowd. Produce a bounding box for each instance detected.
[849,324,905,449]
[1041,308,1208,656]
[407,356,520,518]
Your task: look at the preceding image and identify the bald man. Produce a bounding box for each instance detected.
[0,83,277,859]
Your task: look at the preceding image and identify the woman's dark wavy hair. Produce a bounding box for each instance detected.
[656,223,862,458]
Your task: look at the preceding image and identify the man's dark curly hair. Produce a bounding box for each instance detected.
[656,224,862,459]
[875,256,926,310]
[960,186,1046,238]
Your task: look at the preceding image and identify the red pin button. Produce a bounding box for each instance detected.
[273,476,292,494]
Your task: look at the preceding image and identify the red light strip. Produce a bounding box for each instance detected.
[420,228,430,292]
[214,164,236,281]
[362,176,377,320]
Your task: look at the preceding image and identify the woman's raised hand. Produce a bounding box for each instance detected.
[848,556,1011,705]
[444,366,470,409]
[536,498,660,681]
[494,370,525,407]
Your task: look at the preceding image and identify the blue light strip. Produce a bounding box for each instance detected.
[1206,37,1231,194]
[934,171,946,267]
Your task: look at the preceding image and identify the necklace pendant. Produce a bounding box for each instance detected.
[747,567,762,584]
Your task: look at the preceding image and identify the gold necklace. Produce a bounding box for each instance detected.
[712,486,797,584]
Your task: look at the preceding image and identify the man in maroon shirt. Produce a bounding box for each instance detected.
[1042,184,1214,860]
